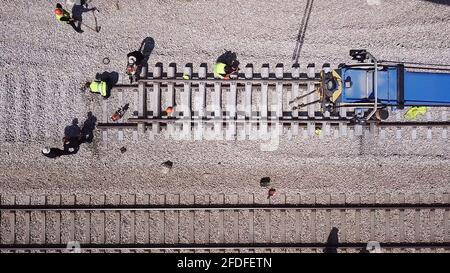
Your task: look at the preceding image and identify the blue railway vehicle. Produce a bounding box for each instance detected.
[319,50,450,121]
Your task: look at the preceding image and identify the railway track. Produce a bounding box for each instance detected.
[98,63,450,142]
[1,193,449,253]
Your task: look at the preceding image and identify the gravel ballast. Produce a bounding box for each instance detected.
[0,0,449,199]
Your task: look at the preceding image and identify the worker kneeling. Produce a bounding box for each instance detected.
[214,60,239,80]
[85,80,108,98]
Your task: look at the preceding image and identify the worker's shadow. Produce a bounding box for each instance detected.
[216,50,238,66]
[424,0,450,5]
[138,37,155,74]
[81,111,97,143]
[72,0,99,32]
[323,227,339,253]
[95,71,119,98]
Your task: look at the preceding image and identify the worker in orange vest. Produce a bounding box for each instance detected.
[54,3,83,33]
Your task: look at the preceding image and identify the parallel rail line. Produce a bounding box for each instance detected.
[1,242,450,252]
[1,203,449,211]
[1,201,449,253]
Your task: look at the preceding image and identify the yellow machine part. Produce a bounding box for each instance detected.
[330,70,342,103]
[318,70,342,103]
[404,106,427,120]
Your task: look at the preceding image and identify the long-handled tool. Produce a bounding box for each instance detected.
[291,99,320,110]
[288,89,317,105]
[91,9,101,32]
[76,20,100,32]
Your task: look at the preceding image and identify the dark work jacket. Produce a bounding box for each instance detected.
[127,51,144,66]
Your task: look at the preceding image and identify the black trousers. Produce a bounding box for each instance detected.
[68,20,83,33]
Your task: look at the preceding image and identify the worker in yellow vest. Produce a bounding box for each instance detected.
[213,60,239,79]
[84,81,108,98]
[54,3,83,33]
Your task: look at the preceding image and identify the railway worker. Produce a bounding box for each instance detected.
[213,60,239,80]
[54,3,83,33]
[84,80,108,98]
[63,136,81,154]
[126,51,144,83]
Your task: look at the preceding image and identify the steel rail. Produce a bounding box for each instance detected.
[96,120,450,129]
[1,203,449,211]
[1,242,449,251]
[137,78,321,84]
[110,80,321,90]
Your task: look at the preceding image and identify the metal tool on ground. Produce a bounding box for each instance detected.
[289,89,317,105]
[103,57,110,64]
[111,103,129,121]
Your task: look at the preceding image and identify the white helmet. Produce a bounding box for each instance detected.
[42,147,51,154]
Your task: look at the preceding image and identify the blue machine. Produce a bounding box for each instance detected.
[320,50,450,120]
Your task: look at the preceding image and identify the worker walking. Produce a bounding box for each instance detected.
[84,80,108,98]
[54,3,83,33]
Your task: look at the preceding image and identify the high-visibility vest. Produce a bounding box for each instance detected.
[90,81,107,97]
[55,9,71,22]
[213,62,227,79]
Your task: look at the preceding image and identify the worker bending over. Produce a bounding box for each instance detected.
[84,80,107,98]
[127,51,144,83]
[214,60,239,79]
[54,3,83,33]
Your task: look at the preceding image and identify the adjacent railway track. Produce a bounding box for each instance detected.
[1,194,449,253]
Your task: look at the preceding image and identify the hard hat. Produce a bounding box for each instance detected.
[42,147,51,154]
[166,106,174,114]
[54,8,63,15]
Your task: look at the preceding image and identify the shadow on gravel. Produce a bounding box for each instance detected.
[422,0,450,5]
[95,71,119,98]
[42,112,97,159]
[139,37,155,73]
[216,50,238,66]
[81,111,97,143]
[323,227,339,253]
